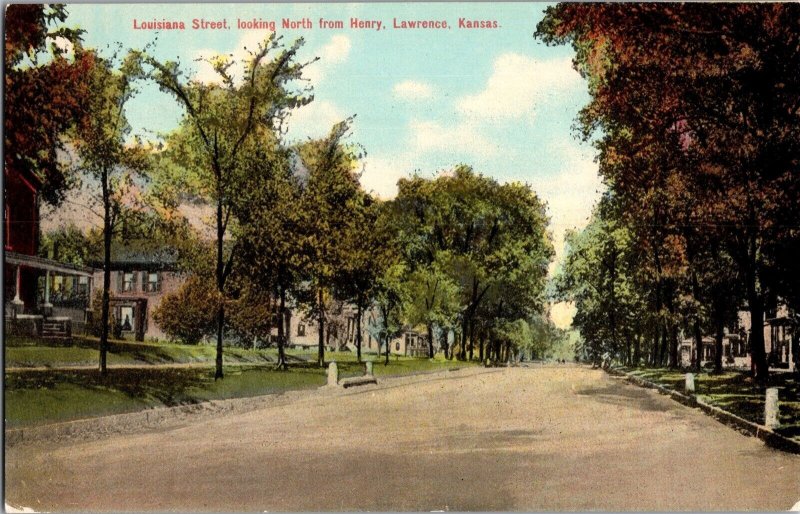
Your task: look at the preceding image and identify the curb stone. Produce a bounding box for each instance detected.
[605,366,800,455]
[4,366,490,449]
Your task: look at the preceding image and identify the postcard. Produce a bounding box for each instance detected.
[4,2,800,512]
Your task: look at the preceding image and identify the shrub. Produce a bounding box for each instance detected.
[152,275,219,344]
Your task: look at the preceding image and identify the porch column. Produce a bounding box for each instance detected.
[11,265,24,311]
[43,269,53,311]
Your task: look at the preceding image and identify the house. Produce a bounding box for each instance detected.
[281,303,432,357]
[682,304,797,371]
[4,165,94,339]
[89,245,183,341]
[679,333,748,368]
[762,303,797,369]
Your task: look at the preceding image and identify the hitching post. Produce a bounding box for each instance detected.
[685,373,695,395]
[327,361,338,387]
[765,387,780,429]
[365,361,373,377]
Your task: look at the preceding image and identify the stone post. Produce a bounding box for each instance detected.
[765,387,780,429]
[327,361,339,387]
[685,373,695,395]
[365,361,373,377]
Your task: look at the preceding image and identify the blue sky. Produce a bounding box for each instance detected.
[63,2,604,326]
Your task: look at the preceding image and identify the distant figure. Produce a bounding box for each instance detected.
[122,315,132,331]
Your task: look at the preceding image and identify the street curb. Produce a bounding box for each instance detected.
[605,366,800,455]
[4,366,487,449]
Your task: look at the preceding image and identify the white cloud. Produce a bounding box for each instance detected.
[285,100,348,141]
[303,35,352,85]
[409,119,500,158]
[393,80,434,101]
[550,302,577,330]
[47,36,74,57]
[456,54,580,121]
[360,155,414,199]
[528,139,604,329]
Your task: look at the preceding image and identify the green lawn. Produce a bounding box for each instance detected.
[5,336,276,367]
[4,339,479,428]
[618,366,800,442]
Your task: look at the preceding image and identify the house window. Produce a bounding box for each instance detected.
[297,323,306,337]
[122,272,134,292]
[77,276,89,296]
[395,341,400,351]
[145,272,160,293]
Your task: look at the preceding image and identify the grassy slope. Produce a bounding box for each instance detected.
[621,366,800,442]
[4,341,478,428]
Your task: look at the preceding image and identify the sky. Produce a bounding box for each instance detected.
[61,2,605,328]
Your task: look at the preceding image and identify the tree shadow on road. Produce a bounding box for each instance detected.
[573,382,674,412]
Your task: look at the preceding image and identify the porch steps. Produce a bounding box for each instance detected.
[41,319,72,341]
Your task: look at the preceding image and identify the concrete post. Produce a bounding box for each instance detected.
[327,361,338,386]
[685,373,695,394]
[365,361,373,377]
[765,387,780,429]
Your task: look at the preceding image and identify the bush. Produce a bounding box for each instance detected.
[152,275,219,344]
[89,289,117,338]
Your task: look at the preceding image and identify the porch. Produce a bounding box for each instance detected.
[4,251,95,341]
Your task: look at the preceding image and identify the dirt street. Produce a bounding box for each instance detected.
[5,365,800,511]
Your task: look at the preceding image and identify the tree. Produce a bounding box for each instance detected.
[296,119,364,367]
[39,225,100,265]
[141,35,312,379]
[4,4,93,205]
[234,139,305,368]
[393,166,553,361]
[72,48,147,375]
[152,275,218,344]
[401,258,460,358]
[537,4,800,380]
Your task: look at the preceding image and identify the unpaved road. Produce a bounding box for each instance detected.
[5,365,800,511]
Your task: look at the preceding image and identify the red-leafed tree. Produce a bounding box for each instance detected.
[4,4,94,205]
[537,4,800,380]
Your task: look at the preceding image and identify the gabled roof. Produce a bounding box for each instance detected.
[88,243,179,271]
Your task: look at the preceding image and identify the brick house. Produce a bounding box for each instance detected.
[4,165,94,339]
[90,245,183,341]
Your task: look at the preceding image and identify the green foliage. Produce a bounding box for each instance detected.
[152,275,219,344]
[391,165,554,359]
[141,35,314,378]
[39,225,100,265]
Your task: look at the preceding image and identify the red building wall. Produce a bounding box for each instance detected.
[4,166,40,255]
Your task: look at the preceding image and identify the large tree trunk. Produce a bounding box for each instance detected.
[317,288,325,368]
[714,312,724,374]
[427,323,434,358]
[384,334,390,365]
[468,318,475,361]
[277,286,288,370]
[215,196,225,380]
[692,316,704,372]
[479,331,485,362]
[459,315,469,360]
[99,168,111,376]
[633,334,641,367]
[690,266,704,372]
[356,302,363,363]
[746,272,769,382]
